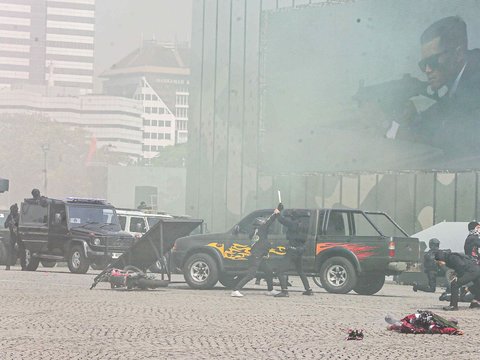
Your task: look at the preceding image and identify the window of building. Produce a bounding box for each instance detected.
[151,133,157,139]
[152,120,157,126]
[143,119,151,126]
[151,145,157,151]
[145,107,151,114]
[145,94,152,101]
[158,133,165,139]
[165,121,171,127]
[158,107,165,115]
[152,107,158,114]
[143,145,150,151]
[159,120,164,127]
[143,132,150,139]
[165,133,171,140]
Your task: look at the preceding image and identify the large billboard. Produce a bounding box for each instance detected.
[261,0,480,173]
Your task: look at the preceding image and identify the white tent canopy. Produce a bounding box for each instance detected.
[412,222,469,253]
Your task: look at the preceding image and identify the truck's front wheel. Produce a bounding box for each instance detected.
[183,253,219,289]
[353,273,385,295]
[67,245,89,274]
[319,256,357,294]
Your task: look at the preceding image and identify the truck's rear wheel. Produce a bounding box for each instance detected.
[67,245,89,274]
[353,273,385,295]
[319,256,357,294]
[183,253,218,289]
[25,249,40,271]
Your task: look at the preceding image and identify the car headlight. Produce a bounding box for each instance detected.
[92,238,101,246]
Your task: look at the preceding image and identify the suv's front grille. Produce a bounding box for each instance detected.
[106,236,134,248]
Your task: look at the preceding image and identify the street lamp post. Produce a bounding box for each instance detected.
[41,144,49,196]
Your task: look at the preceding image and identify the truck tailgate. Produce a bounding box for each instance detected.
[392,237,420,262]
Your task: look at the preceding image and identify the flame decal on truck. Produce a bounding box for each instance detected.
[207,242,286,260]
[316,243,379,260]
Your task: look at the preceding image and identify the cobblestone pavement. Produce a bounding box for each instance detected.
[1,267,480,360]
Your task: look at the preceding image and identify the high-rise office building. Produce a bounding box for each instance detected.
[101,41,190,152]
[0,0,95,94]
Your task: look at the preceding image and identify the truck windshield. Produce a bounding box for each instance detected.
[364,212,408,237]
[67,205,120,230]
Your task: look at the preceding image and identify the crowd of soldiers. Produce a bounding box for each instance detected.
[412,221,480,311]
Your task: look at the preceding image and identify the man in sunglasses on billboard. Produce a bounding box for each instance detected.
[408,16,480,158]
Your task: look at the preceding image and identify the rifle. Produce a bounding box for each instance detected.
[353,74,435,116]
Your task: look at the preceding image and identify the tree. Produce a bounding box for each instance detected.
[0,113,96,204]
[145,143,187,167]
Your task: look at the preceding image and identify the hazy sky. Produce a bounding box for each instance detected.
[94,0,192,78]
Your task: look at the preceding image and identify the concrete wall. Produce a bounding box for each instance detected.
[106,165,186,215]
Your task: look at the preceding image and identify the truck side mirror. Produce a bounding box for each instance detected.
[54,213,62,224]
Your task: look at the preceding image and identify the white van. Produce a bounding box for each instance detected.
[116,209,149,240]
[115,209,174,273]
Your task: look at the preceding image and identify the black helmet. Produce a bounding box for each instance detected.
[468,221,479,231]
[31,188,40,198]
[429,238,440,249]
[434,250,447,262]
[253,217,266,228]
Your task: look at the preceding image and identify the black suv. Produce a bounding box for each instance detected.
[19,197,135,273]
[172,208,420,295]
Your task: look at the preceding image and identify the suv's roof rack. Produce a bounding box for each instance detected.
[116,207,143,212]
[65,197,109,205]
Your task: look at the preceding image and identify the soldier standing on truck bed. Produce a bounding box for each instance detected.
[413,238,441,293]
[231,206,281,297]
[273,205,313,297]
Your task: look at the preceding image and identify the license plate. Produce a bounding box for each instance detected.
[111,253,122,259]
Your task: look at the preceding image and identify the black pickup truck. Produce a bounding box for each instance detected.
[171,208,420,295]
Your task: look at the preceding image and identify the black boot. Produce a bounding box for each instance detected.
[469,300,480,309]
[302,288,314,295]
[443,305,458,311]
[274,290,289,298]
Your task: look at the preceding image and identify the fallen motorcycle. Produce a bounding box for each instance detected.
[90,266,169,290]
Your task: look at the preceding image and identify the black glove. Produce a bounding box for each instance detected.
[277,203,284,211]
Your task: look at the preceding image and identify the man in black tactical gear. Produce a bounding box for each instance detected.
[31,188,48,206]
[464,221,480,264]
[231,207,281,297]
[4,203,23,270]
[413,238,441,293]
[435,250,480,311]
[274,205,313,297]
